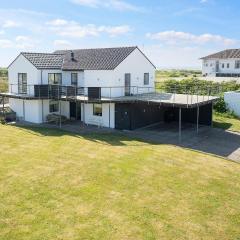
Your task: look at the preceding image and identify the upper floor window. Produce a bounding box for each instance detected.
[93,103,102,116]
[144,73,149,85]
[49,100,59,113]
[71,73,78,86]
[205,63,208,67]
[227,63,230,68]
[48,73,62,85]
[235,60,240,69]
[18,73,27,94]
[222,63,225,68]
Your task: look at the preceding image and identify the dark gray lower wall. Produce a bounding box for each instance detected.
[115,103,165,130]
[115,102,213,130]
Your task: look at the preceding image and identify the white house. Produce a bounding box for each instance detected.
[6,46,156,128]
[201,49,240,78]
[1,46,217,131]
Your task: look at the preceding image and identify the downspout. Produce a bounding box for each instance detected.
[41,70,44,123]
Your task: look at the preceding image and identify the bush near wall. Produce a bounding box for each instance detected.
[0,68,8,93]
[155,78,240,96]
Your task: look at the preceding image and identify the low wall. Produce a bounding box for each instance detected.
[224,91,240,116]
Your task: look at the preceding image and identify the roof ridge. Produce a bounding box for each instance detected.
[21,52,64,56]
[54,46,137,52]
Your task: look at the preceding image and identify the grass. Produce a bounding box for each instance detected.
[213,112,240,133]
[1,124,240,240]
[155,70,202,82]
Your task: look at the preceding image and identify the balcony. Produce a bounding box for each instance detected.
[5,84,154,101]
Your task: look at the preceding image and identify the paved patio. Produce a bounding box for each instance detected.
[133,122,240,162]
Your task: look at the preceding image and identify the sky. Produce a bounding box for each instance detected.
[0,0,240,69]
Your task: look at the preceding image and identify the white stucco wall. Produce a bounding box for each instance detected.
[9,99,70,123]
[224,91,240,116]
[8,54,41,95]
[84,48,156,97]
[114,48,155,96]
[9,98,24,119]
[82,103,115,128]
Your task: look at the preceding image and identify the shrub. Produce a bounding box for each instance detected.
[213,97,228,113]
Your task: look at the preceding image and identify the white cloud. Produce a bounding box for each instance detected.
[70,0,141,11]
[200,0,208,3]
[0,39,13,48]
[47,19,131,38]
[98,25,132,37]
[0,30,5,35]
[0,36,37,50]
[2,20,21,28]
[146,30,237,46]
[53,40,72,49]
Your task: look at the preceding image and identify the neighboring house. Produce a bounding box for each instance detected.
[6,46,156,128]
[201,49,240,77]
[1,46,217,131]
[224,91,240,117]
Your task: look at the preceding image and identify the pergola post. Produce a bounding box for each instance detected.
[196,105,199,134]
[59,100,62,128]
[179,107,182,143]
[2,96,5,119]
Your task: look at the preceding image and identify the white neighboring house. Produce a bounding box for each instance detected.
[6,46,156,128]
[201,49,240,78]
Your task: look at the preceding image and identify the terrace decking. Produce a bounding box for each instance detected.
[0,91,218,108]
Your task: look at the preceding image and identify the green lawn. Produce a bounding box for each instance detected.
[213,112,240,133]
[1,124,240,240]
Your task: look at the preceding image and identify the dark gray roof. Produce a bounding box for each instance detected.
[8,46,155,70]
[21,52,64,69]
[54,46,139,70]
[201,49,240,60]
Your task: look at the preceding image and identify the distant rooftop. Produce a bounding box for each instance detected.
[201,49,240,60]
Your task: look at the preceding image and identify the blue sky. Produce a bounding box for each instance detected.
[0,0,239,68]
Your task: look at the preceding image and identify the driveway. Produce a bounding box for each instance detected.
[132,122,240,161]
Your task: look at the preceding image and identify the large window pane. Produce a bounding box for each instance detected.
[93,104,102,116]
[55,73,62,84]
[18,73,27,94]
[48,73,62,85]
[71,73,78,86]
[48,73,55,84]
[144,73,149,85]
[49,100,59,113]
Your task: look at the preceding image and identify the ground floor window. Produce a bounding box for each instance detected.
[49,100,59,113]
[93,104,102,116]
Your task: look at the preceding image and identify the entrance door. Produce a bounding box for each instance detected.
[115,104,131,130]
[70,102,81,120]
[124,73,131,96]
